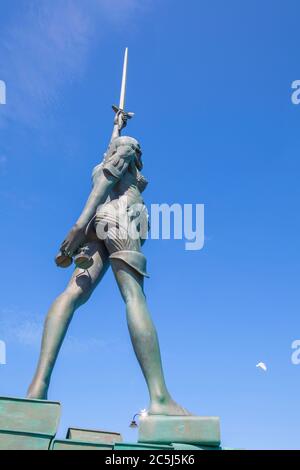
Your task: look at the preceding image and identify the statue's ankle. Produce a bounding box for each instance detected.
[151,391,172,406]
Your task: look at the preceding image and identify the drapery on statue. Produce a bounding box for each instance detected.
[27,49,189,418]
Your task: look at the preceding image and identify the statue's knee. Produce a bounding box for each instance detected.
[75,272,93,292]
[123,283,145,306]
[65,273,93,307]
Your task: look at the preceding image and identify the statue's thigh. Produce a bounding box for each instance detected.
[110,258,144,304]
[68,241,110,299]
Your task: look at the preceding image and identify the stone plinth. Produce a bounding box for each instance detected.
[66,427,122,445]
[52,439,113,450]
[138,415,221,447]
[0,396,60,450]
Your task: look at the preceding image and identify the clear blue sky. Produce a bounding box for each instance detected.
[0,0,300,450]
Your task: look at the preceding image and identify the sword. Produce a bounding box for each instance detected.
[112,47,134,120]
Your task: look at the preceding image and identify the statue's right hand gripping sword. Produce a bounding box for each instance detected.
[112,47,134,124]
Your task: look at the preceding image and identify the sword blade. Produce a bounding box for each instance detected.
[119,47,128,111]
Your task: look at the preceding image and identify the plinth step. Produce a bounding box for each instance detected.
[52,439,113,450]
[66,427,122,445]
[138,415,221,447]
[0,396,60,450]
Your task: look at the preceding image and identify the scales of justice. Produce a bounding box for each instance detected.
[0,50,221,450]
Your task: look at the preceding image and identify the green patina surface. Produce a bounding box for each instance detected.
[114,442,174,451]
[171,442,222,451]
[0,397,223,450]
[52,439,114,450]
[66,427,122,445]
[138,415,221,447]
[0,397,60,450]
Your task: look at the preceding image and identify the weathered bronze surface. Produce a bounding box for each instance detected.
[27,49,190,420]
[0,397,60,450]
[51,440,114,451]
[138,415,221,446]
[1,50,222,450]
[66,427,123,445]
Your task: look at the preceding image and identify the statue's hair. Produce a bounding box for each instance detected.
[104,135,143,170]
[105,136,141,159]
[92,135,146,189]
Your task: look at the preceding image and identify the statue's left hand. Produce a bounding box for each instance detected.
[60,225,86,257]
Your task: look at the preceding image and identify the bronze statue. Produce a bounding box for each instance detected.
[27,49,188,417]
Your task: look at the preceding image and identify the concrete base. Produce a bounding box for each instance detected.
[66,427,122,445]
[52,439,113,450]
[138,415,221,447]
[114,442,174,451]
[0,396,224,450]
[0,396,60,450]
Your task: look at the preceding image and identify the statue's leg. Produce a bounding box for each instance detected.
[27,241,109,400]
[110,258,190,416]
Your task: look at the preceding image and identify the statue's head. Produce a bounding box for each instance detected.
[107,136,143,170]
[112,135,141,154]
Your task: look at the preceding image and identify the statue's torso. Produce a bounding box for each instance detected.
[92,162,148,236]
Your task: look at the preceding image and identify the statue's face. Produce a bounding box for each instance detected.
[133,145,143,171]
[135,144,142,158]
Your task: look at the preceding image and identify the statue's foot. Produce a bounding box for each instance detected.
[26,380,48,400]
[148,397,192,416]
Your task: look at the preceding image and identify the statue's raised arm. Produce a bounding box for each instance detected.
[55,48,133,269]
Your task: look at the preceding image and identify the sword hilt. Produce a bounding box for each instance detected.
[112,104,134,120]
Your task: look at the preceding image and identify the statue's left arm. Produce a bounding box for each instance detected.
[60,144,134,257]
[60,171,114,256]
